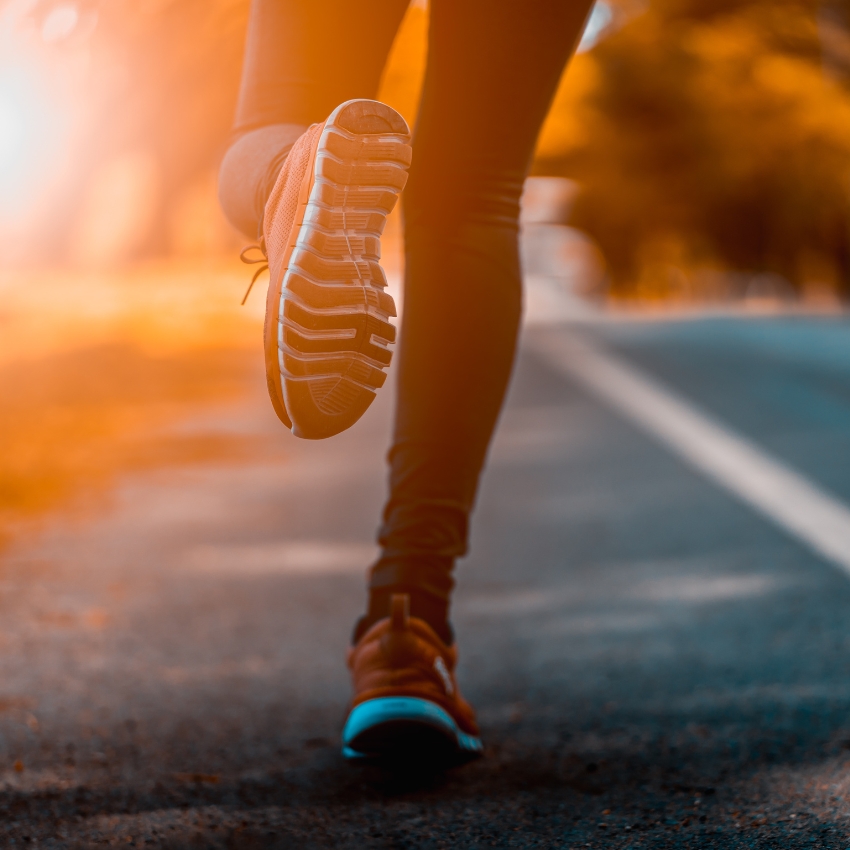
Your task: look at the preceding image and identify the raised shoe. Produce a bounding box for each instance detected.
[259,99,411,439]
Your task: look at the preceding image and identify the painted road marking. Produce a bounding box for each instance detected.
[530,329,850,577]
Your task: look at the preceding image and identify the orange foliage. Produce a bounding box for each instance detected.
[538,0,850,300]
[0,263,270,548]
[378,1,428,130]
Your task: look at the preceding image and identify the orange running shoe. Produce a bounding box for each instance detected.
[343,594,483,762]
[260,99,411,439]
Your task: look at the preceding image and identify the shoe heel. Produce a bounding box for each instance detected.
[334,100,410,136]
[342,696,483,763]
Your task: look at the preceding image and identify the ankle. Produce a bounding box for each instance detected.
[255,124,307,226]
[218,123,307,237]
[353,587,453,646]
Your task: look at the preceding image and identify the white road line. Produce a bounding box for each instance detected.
[530,329,850,577]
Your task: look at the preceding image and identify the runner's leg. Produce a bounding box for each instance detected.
[364,0,595,642]
[218,0,409,237]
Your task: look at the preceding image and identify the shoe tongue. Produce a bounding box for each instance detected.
[390,593,410,631]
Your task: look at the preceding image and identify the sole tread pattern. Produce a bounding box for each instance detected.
[276,100,410,439]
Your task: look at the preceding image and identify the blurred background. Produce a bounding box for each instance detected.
[0,0,849,543]
[3,7,850,840]
[0,0,847,288]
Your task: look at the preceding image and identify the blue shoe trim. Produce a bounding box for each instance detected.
[342,745,367,760]
[342,696,482,759]
[457,729,484,754]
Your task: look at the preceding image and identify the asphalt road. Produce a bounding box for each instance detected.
[2,312,850,848]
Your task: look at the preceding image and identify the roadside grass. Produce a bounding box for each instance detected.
[0,260,269,548]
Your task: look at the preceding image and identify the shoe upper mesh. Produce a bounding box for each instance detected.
[263,122,324,284]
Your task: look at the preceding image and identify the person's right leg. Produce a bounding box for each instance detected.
[362,0,595,641]
[345,0,595,762]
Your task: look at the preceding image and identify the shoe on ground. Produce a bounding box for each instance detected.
[343,593,483,764]
[261,99,411,440]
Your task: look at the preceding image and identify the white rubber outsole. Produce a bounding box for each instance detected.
[267,99,411,440]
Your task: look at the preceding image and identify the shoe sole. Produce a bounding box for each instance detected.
[342,696,483,764]
[264,99,411,439]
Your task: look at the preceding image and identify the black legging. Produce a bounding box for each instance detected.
[219,0,594,634]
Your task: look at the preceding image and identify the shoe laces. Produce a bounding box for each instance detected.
[239,236,268,305]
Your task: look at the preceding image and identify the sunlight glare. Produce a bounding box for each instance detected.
[41,3,79,43]
[0,61,67,222]
[578,1,613,53]
[0,92,25,167]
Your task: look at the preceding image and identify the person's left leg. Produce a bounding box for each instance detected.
[218,0,409,239]
[219,0,413,438]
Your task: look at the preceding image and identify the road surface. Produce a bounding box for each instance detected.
[2,308,850,848]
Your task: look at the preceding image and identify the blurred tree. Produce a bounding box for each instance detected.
[537,0,850,301]
[81,0,249,256]
[14,0,249,263]
[819,0,850,79]
[22,0,424,264]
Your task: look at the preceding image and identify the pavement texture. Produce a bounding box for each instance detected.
[2,312,850,848]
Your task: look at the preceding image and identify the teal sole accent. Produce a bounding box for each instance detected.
[342,696,483,762]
